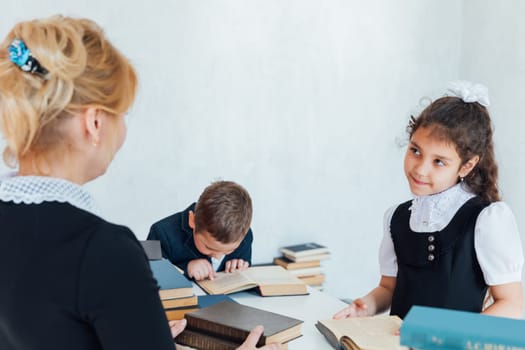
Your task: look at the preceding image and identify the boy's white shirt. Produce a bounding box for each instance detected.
[379,183,524,285]
[211,256,225,272]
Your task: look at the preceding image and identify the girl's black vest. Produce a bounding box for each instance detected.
[389,197,490,319]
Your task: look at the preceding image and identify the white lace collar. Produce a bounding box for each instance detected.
[409,183,475,232]
[0,173,98,214]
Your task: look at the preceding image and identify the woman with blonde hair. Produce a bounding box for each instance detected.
[0,16,279,350]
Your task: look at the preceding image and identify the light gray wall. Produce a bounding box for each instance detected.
[460,0,525,288]
[2,1,521,301]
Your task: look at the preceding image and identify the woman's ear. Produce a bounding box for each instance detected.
[459,155,480,178]
[81,107,103,146]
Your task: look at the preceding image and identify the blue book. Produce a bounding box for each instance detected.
[400,306,525,349]
[149,259,193,300]
[197,294,237,308]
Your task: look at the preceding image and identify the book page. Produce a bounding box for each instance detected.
[198,270,256,294]
[318,316,405,350]
[243,266,303,285]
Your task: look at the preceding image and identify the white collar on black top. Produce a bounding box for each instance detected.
[409,183,476,233]
[0,173,98,214]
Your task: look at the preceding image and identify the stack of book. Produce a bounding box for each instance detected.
[149,259,199,320]
[274,242,330,290]
[176,301,304,350]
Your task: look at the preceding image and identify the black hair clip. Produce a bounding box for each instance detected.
[8,39,49,77]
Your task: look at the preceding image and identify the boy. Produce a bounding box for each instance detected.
[148,181,253,281]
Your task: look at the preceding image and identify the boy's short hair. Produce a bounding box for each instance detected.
[194,181,253,243]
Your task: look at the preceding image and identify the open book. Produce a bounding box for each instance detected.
[197,265,308,296]
[316,315,406,350]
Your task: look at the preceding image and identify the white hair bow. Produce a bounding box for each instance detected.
[447,80,490,107]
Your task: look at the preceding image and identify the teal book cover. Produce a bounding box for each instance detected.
[400,306,525,350]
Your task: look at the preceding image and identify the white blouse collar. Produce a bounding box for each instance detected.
[0,173,98,214]
[409,183,475,232]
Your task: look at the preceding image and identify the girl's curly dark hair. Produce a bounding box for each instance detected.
[407,96,500,202]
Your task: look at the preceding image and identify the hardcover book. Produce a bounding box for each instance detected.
[282,252,331,262]
[316,315,404,350]
[149,259,193,300]
[175,301,303,349]
[298,274,325,286]
[165,305,200,321]
[140,239,163,260]
[161,294,198,309]
[400,305,525,349]
[197,265,308,296]
[165,294,236,321]
[273,256,321,270]
[288,266,324,277]
[280,242,329,258]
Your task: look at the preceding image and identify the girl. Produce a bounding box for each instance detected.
[334,81,524,320]
[0,16,278,350]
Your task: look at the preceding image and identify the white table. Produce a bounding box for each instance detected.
[181,284,348,349]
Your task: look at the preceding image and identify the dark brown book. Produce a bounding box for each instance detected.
[176,301,303,348]
[273,256,321,270]
[197,265,308,296]
[175,329,241,350]
[176,329,290,350]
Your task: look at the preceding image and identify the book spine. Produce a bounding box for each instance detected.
[186,314,267,346]
[401,326,525,350]
[176,329,239,350]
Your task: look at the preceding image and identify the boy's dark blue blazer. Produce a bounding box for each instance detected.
[147,203,253,278]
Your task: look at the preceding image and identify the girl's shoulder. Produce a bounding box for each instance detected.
[475,201,519,241]
[478,201,516,222]
[474,201,523,285]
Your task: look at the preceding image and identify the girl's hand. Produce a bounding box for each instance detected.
[187,259,216,281]
[225,259,250,273]
[333,298,369,319]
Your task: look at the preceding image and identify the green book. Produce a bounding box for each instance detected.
[149,259,193,300]
[401,306,525,349]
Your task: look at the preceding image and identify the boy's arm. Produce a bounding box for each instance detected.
[147,223,191,276]
[483,282,524,318]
